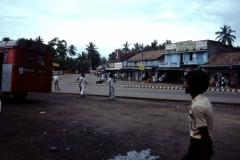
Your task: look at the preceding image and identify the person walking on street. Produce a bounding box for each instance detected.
[182,70,214,160]
[108,73,115,100]
[79,74,88,97]
[53,74,60,91]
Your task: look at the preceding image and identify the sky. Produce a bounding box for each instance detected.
[1,0,240,58]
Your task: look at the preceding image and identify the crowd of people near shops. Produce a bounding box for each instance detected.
[90,70,237,88]
[210,73,236,88]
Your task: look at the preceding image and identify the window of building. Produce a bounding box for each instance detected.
[197,53,203,60]
[190,53,193,61]
[4,53,8,63]
[37,54,45,65]
[26,52,34,64]
[178,54,181,62]
[166,54,172,62]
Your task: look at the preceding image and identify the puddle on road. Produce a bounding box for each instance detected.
[109,149,160,160]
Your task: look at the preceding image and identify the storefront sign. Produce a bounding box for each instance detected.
[114,62,122,68]
[165,44,176,51]
[158,62,180,67]
[185,61,197,65]
[196,41,207,50]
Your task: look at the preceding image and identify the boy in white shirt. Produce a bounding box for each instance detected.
[182,70,214,160]
[53,74,60,91]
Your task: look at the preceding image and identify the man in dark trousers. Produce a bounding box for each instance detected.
[182,70,214,160]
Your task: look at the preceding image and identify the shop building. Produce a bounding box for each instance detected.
[162,40,240,82]
[124,50,165,81]
[200,52,240,88]
[105,51,137,79]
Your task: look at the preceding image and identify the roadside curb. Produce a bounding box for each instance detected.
[50,92,240,106]
[65,81,240,93]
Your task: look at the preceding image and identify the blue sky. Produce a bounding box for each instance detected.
[1,0,240,58]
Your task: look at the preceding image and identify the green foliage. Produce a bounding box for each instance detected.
[85,42,100,70]
[2,37,11,41]
[100,57,107,65]
[121,41,131,53]
[215,25,236,46]
[108,51,116,61]
[68,45,77,57]
[35,36,44,43]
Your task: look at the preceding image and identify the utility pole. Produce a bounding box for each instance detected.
[90,49,92,75]
[141,49,143,77]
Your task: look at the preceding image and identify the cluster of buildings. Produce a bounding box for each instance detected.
[96,40,240,87]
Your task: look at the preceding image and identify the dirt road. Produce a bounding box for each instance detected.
[0,93,239,160]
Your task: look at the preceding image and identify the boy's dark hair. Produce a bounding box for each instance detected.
[184,70,209,94]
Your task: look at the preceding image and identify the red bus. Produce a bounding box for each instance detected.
[0,39,52,99]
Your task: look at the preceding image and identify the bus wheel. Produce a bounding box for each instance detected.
[12,92,28,100]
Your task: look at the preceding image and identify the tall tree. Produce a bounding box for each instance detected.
[99,57,107,65]
[48,37,59,58]
[56,40,67,59]
[35,36,44,43]
[68,45,77,57]
[160,39,173,49]
[215,25,236,46]
[133,43,141,51]
[85,42,98,70]
[108,51,116,61]
[2,37,11,41]
[122,41,131,53]
[151,39,159,50]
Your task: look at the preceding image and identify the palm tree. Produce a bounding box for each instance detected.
[56,40,67,59]
[151,39,159,50]
[48,37,59,58]
[133,43,141,51]
[35,36,44,43]
[68,45,77,57]
[160,39,173,49]
[215,25,236,46]
[122,41,131,53]
[85,42,98,70]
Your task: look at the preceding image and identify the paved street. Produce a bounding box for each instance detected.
[53,73,240,105]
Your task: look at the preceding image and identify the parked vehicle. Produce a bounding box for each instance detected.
[0,39,52,99]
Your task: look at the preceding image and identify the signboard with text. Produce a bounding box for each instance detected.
[114,62,122,68]
[158,62,180,67]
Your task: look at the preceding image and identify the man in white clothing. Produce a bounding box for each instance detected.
[53,74,60,91]
[79,74,88,97]
[108,74,115,100]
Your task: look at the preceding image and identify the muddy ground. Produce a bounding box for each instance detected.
[0,93,239,160]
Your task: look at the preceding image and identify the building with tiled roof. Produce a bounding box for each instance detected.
[200,52,240,87]
[127,50,164,61]
[119,50,165,81]
[202,52,240,66]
